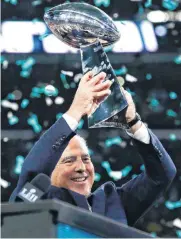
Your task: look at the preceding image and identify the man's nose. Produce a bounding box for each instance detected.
[75,159,86,172]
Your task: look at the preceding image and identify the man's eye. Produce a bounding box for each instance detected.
[65,159,73,163]
[83,157,90,162]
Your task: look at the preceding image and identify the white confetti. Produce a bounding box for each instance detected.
[45,97,53,106]
[125,74,138,82]
[74,73,83,83]
[2,100,19,111]
[61,70,74,77]
[7,112,13,118]
[55,97,64,105]
[0,177,10,188]
[109,171,122,180]
[3,137,9,142]
[2,60,9,69]
[173,218,181,229]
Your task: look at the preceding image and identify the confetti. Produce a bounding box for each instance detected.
[21,99,30,108]
[14,155,25,175]
[94,173,101,182]
[32,0,42,6]
[176,230,181,238]
[173,218,181,229]
[30,92,41,98]
[105,136,122,147]
[2,60,9,69]
[109,171,122,180]
[169,133,177,141]
[55,97,64,105]
[140,164,145,171]
[4,0,18,5]
[125,74,138,83]
[0,177,10,188]
[74,73,83,83]
[2,100,19,111]
[146,73,152,80]
[150,232,157,237]
[165,200,181,210]
[44,85,58,96]
[61,70,74,77]
[56,113,63,120]
[114,66,128,76]
[3,137,9,142]
[8,114,19,125]
[169,92,177,99]
[20,70,31,78]
[60,73,70,89]
[174,55,181,64]
[45,97,53,106]
[94,0,110,7]
[166,109,177,117]
[16,57,36,78]
[121,165,132,177]
[101,161,111,174]
[144,0,152,8]
[162,0,179,10]
[27,114,42,133]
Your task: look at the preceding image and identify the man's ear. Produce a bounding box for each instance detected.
[50,162,60,186]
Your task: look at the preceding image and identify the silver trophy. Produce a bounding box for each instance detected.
[44,2,128,128]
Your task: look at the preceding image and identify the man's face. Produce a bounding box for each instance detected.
[51,136,95,196]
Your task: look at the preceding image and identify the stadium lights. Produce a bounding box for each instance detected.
[147,10,181,22]
[147,10,169,23]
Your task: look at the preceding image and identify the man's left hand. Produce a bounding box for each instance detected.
[121,87,136,123]
[122,87,142,133]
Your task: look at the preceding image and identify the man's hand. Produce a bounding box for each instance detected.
[121,88,136,123]
[122,87,142,133]
[66,71,112,122]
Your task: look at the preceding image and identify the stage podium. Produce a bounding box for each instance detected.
[1,200,152,238]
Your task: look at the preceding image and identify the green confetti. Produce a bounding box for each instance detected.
[94,173,101,182]
[146,73,152,80]
[144,0,152,8]
[166,109,177,117]
[174,55,181,64]
[169,133,177,141]
[169,92,177,99]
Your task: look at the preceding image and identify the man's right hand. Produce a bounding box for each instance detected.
[66,71,112,122]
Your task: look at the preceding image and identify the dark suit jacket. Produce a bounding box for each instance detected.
[9,117,177,227]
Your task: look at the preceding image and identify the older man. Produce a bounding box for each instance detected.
[10,71,176,227]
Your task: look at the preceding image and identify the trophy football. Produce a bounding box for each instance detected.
[44,2,128,128]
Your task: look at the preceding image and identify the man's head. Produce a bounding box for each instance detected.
[51,135,95,196]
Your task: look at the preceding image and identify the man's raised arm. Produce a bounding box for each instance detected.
[116,89,177,226]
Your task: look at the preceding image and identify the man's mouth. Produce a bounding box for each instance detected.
[71,176,88,182]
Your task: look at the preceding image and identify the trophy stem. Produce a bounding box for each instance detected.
[80,40,128,128]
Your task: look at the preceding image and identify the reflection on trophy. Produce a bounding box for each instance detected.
[44,2,128,128]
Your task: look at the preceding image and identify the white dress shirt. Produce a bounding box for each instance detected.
[63,113,150,144]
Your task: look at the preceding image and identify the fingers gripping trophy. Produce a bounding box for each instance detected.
[44,2,128,129]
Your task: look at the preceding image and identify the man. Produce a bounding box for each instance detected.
[10,71,176,227]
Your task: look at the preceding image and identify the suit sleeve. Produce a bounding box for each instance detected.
[9,117,76,201]
[117,129,177,227]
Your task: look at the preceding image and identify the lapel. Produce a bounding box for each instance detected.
[67,189,90,211]
[91,185,106,216]
[92,182,127,224]
[105,182,128,224]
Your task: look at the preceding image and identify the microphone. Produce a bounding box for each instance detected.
[16,173,51,202]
